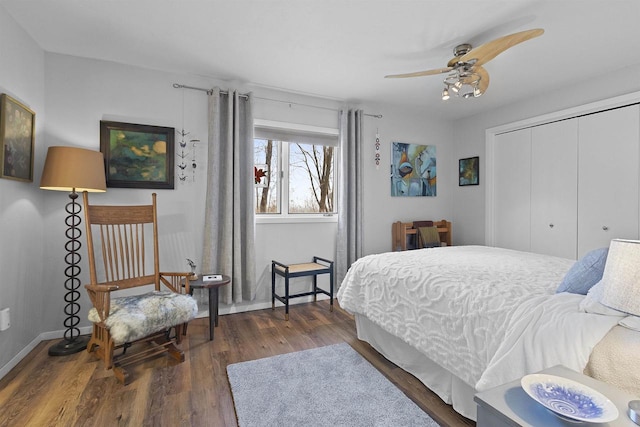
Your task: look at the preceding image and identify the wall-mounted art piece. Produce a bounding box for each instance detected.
[390,142,436,197]
[459,156,479,186]
[254,164,269,187]
[100,120,175,189]
[0,94,35,182]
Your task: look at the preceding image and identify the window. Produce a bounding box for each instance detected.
[254,138,280,213]
[254,120,338,218]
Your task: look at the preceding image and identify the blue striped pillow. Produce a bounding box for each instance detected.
[556,247,609,295]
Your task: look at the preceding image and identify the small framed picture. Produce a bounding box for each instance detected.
[459,156,479,186]
[0,94,35,182]
[100,120,175,189]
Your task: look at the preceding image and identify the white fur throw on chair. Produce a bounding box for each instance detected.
[88,291,198,344]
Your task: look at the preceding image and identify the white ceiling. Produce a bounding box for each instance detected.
[2,0,640,120]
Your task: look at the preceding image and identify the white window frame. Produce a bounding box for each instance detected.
[254,119,339,224]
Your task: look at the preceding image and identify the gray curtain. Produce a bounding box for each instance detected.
[202,88,256,303]
[336,109,363,284]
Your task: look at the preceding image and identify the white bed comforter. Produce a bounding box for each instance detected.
[337,246,620,391]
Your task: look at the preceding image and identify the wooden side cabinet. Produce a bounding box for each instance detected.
[391,220,452,251]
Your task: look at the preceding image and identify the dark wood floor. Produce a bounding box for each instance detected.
[0,301,475,427]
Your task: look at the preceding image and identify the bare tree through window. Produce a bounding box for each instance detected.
[254,138,335,214]
[290,143,334,213]
[254,139,279,213]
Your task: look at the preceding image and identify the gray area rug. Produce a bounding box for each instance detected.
[226,343,440,427]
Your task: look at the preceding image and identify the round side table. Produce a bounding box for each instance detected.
[185,274,231,340]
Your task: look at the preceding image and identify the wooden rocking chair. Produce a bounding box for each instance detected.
[82,192,198,385]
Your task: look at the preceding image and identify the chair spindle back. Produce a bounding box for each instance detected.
[84,193,161,291]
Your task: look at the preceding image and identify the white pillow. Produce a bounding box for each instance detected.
[619,316,640,331]
[580,280,626,316]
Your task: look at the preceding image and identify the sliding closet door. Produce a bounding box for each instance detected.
[530,119,578,259]
[578,105,640,257]
[493,128,531,251]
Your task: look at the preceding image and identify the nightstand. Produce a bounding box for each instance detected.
[474,365,637,426]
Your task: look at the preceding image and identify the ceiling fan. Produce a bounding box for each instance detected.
[385,29,544,100]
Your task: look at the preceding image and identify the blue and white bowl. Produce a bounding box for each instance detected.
[521,374,619,423]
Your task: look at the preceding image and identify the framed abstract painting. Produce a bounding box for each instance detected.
[459,156,479,186]
[100,120,175,189]
[390,142,436,197]
[0,94,35,182]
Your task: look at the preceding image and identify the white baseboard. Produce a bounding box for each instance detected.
[219,294,329,315]
[0,335,41,380]
[38,326,93,341]
[0,325,92,381]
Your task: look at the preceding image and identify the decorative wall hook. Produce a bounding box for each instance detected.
[374,129,381,169]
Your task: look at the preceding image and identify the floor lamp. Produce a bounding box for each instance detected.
[40,146,106,356]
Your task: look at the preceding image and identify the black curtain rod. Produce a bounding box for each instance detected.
[172,83,383,118]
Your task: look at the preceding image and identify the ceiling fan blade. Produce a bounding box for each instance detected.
[385,67,452,78]
[458,28,544,67]
[475,65,490,94]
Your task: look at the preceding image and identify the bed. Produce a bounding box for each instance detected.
[337,245,640,421]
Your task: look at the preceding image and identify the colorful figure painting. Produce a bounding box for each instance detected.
[391,142,436,197]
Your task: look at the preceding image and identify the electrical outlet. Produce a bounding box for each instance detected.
[0,308,10,331]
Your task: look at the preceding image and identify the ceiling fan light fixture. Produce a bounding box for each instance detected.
[442,68,481,100]
[386,28,544,102]
[459,84,475,98]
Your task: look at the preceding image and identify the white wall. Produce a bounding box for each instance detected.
[0,5,46,375]
[358,102,454,254]
[8,2,636,378]
[42,54,456,312]
[42,54,207,330]
[0,7,456,375]
[452,63,640,246]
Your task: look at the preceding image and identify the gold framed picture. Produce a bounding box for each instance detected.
[0,94,35,182]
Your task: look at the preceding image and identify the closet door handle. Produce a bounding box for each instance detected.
[602,226,609,231]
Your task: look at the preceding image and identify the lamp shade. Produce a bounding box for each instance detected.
[600,239,640,316]
[40,146,106,192]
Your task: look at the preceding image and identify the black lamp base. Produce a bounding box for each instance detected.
[48,335,90,356]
